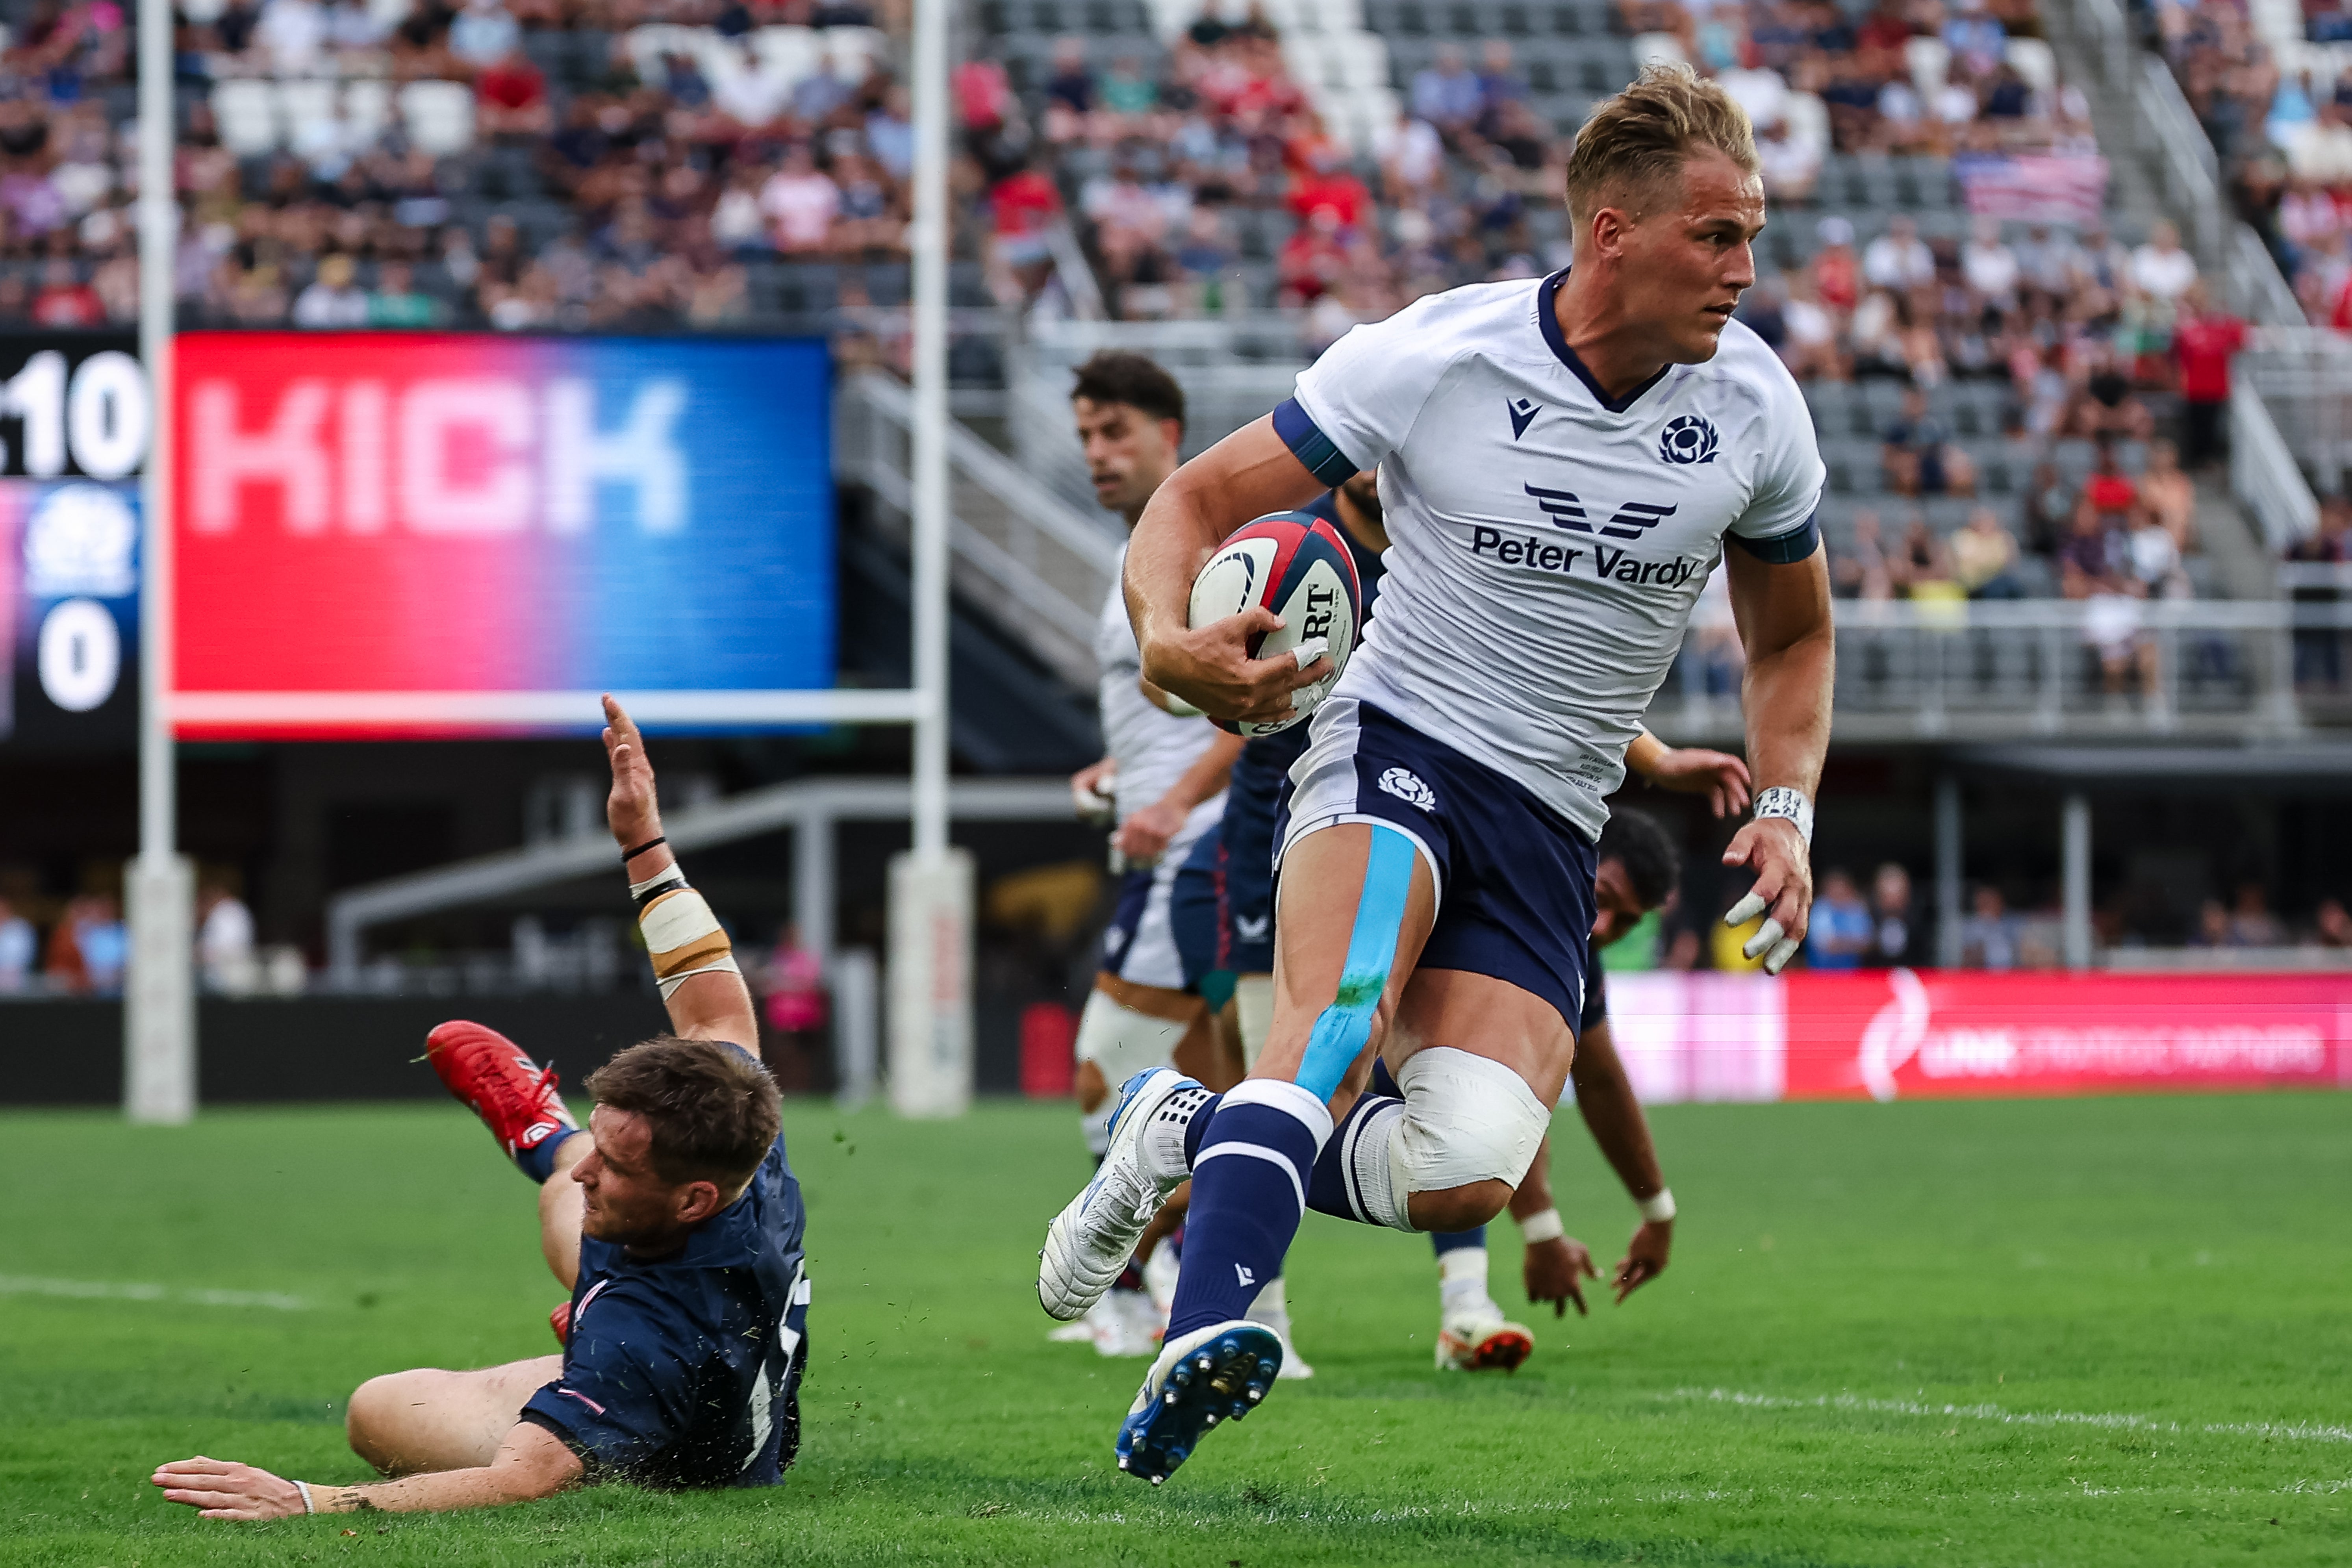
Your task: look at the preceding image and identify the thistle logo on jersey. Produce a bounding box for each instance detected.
[1507,397,1541,440]
[1378,767,1436,811]
[1659,414,1718,465]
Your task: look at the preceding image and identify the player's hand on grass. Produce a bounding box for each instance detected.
[1645,747,1751,819]
[1143,608,1333,727]
[1612,1219,1672,1303]
[601,694,662,848]
[1721,817,1811,974]
[152,1457,310,1522]
[1523,1234,1599,1318]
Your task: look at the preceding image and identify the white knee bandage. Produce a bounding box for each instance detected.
[1233,973,1274,1071]
[1073,990,1190,1084]
[1392,1048,1551,1195]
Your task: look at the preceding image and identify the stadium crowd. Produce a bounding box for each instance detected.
[0,0,920,329]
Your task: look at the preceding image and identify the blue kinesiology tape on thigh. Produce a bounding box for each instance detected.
[1296,824,1418,1101]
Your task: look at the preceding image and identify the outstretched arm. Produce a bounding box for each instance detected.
[153,1422,582,1521]
[1566,1016,1674,1303]
[602,694,762,1051]
[1125,417,1335,725]
[1720,545,1834,971]
[1508,1137,1599,1318]
[1625,729,1751,818]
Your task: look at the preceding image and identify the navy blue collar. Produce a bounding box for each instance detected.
[1536,269,1673,415]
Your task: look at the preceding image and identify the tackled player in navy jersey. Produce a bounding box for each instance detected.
[154,697,808,1520]
[1038,63,1833,1483]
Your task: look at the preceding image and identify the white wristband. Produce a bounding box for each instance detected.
[1752,787,1813,846]
[294,1479,315,1515]
[1638,1187,1677,1224]
[1517,1207,1564,1244]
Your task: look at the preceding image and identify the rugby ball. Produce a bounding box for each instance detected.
[1186,510,1363,737]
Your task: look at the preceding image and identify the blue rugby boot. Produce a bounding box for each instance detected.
[1114,1318,1283,1485]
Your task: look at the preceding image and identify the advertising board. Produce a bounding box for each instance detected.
[170,332,836,737]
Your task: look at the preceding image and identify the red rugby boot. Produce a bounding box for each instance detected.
[424,1020,580,1178]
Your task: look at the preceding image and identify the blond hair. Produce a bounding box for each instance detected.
[1563,62,1760,227]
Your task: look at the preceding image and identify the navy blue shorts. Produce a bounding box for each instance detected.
[1274,698,1597,1032]
[1168,732,1297,999]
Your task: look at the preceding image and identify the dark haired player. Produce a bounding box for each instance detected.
[152,697,808,1519]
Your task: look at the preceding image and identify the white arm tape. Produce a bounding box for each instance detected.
[1518,1207,1565,1244]
[629,863,686,901]
[1752,786,1814,846]
[1638,1187,1677,1223]
[294,1480,315,1515]
[639,886,738,998]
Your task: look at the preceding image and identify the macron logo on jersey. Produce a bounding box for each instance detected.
[1507,397,1541,440]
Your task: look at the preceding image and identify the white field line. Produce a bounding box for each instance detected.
[1661,1386,2352,1446]
[0,1274,309,1311]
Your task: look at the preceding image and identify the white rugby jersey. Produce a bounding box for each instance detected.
[1281,271,1824,838]
[1096,552,1227,847]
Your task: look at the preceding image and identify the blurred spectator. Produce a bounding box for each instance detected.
[1960,884,2020,970]
[1952,506,2024,598]
[2313,897,2352,949]
[2171,286,2245,469]
[2139,439,2197,551]
[31,258,104,328]
[1834,510,1898,601]
[1863,215,1933,292]
[448,0,520,69]
[762,145,841,254]
[293,252,369,326]
[478,48,552,139]
[1882,387,1977,498]
[198,877,257,993]
[1806,869,1875,969]
[2129,221,2198,302]
[48,893,126,993]
[369,259,441,326]
[1868,863,1917,966]
[1410,44,1481,138]
[0,896,33,991]
[2228,882,2287,947]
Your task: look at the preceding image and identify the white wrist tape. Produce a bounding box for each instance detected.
[629,863,686,902]
[639,886,740,999]
[1638,1187,1677,1224]
[294,1480,315,1515]
[1751,786,1814,846]
[1518,1207,1565,1244]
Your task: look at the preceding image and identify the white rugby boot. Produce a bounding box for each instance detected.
[1435,1301,1535,1373]
[1038,1068,1201,1321]
[1092,1288,1162,1357]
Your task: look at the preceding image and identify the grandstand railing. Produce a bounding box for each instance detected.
[1659,597,2352,743]
[2237,330,2352,546]
[837,370,1122,687]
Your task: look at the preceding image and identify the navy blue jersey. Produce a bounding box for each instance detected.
[520,1128,809,1490]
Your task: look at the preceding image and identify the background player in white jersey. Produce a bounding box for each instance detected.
[1038,65,1834,1484]
[1058,352,1245,1358]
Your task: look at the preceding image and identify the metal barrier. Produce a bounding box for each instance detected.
[2137,56,2225,268]
[836,369,1122,688]
[1657,597,2352,743]
[2239,330,2352,518]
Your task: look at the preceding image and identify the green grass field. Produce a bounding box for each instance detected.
[1,1091,2346,1567]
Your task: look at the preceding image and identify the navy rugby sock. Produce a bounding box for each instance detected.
[515,1128,585,1185]
[1431,1227,1487,1256]
[1305,1092,1403,1224]
[1164,1081,1332,1340]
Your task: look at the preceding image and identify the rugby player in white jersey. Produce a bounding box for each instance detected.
[1058,351,1294,1361]
[1037,65,1833,1483]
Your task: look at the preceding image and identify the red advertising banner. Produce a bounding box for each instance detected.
[1602,970,2351,1106]
[1781,970,2351,1102]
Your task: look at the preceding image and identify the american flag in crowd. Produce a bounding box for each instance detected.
[1952,155,2109,227]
